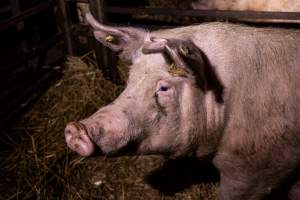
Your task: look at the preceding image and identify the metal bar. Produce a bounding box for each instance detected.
[105,6,300,21]
[0,0,55,31]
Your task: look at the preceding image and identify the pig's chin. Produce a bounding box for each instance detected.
[98,138,178,157]
[98,137,141,156]
[97,135,174,157]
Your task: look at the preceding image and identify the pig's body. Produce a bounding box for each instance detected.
[65,16,300,200]
[191,0,300,12]
[153,25,300,199]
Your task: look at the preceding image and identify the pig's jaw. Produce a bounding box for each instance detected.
[96,132,132,155]
[89,120,137,155]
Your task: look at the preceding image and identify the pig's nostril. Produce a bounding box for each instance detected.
[65,124,76,141]
[65,121,95,156]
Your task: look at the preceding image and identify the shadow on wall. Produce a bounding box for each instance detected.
[146,157,219,195]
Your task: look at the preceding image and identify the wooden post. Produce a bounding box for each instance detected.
[57,0,75,55]
[89,0,119,83]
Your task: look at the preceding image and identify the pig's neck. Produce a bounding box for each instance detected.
[205,91,225,131]
[196,90,225,157]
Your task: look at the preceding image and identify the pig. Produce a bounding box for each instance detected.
[191,0,300,12]
[65,12,300,200]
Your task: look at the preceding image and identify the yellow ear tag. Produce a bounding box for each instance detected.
[168,63,186,77]
[179,46,189,56]
[105,35,115,43]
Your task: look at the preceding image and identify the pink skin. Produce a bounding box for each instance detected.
[65,122,95,156]
[65,103,134,156]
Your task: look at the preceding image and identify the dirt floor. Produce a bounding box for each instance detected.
[0,53,219,200]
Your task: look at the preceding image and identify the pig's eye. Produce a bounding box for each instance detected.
[159,86,170,92]
[155,80,172,96]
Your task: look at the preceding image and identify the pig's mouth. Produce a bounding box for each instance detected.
[65,121,142,157]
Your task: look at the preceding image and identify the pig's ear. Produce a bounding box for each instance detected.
[142,37,167,54]
[85,12,147,64]
[168,39,207,90]
[143,38,207,90]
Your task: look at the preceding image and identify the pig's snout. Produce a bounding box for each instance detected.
[65,121,95,156]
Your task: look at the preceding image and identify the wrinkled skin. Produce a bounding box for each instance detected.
[65,13,300,200]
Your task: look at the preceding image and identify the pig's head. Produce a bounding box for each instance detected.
[65,13,214,158]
